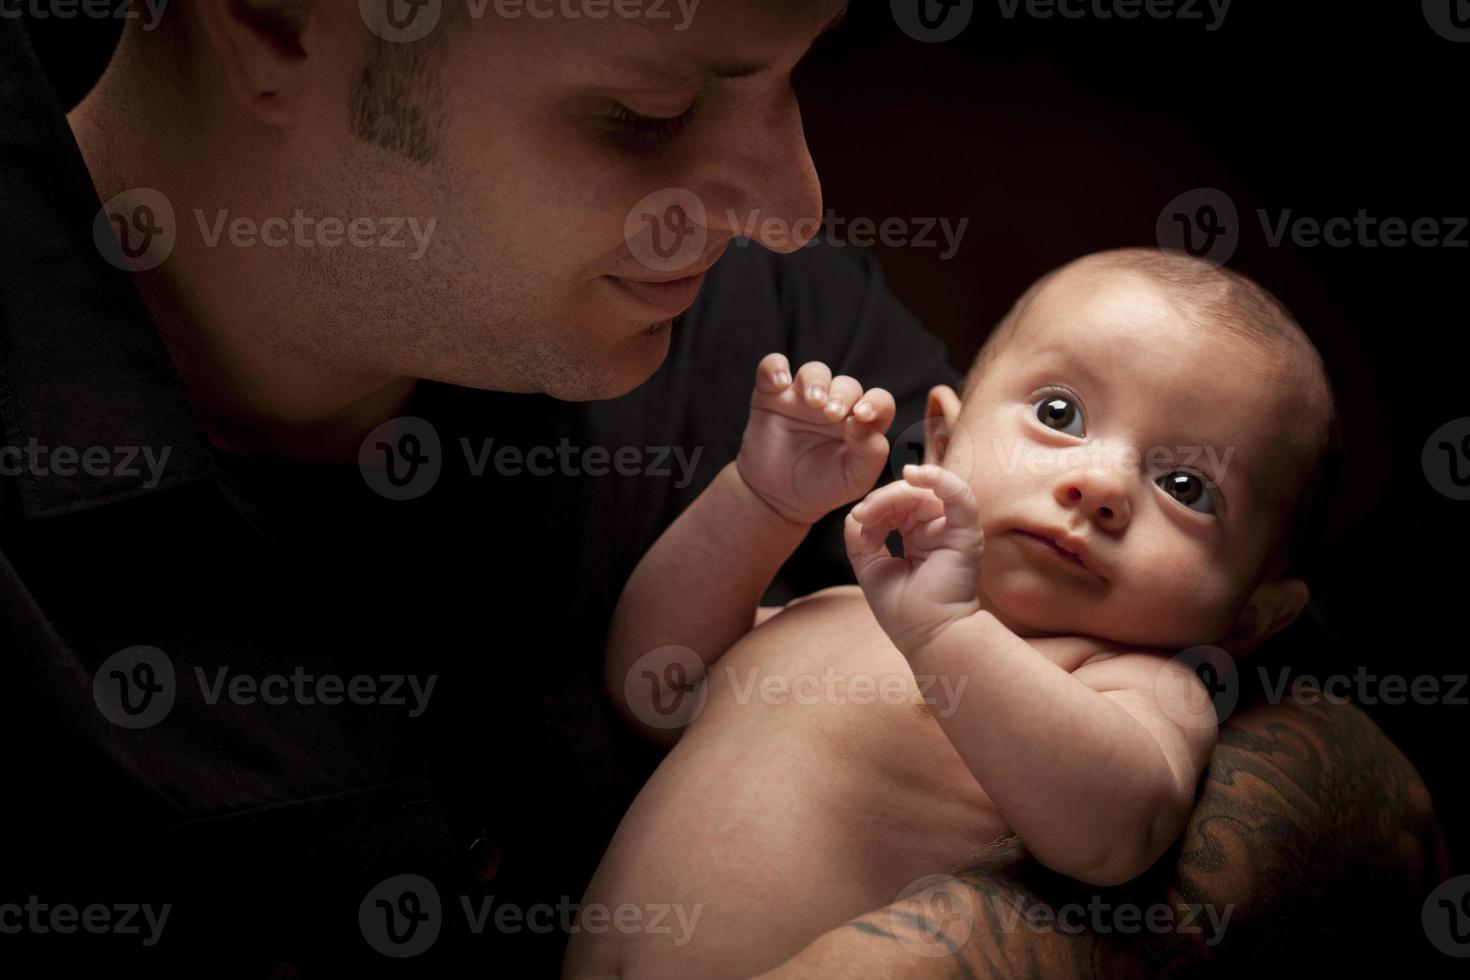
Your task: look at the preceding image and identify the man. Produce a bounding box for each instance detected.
[0,1,1444,976]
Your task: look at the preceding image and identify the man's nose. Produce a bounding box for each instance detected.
[700,87,823,254]
[1055,461,1132,530]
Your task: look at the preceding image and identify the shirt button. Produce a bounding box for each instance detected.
[469,836,502,883]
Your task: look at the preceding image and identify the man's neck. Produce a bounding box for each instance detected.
[129,259,421,465]
[67,67,420,466]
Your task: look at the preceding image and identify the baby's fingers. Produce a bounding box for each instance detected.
[753,352,793,395]
[794,360,834,409]
[902,464,980,529]
[844,510,897,574]
[843,386,896,463]
[822,375,864,421]
[849,480,944,532]
[849,387,896,432]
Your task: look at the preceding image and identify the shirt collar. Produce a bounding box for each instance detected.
[0,18,214,521]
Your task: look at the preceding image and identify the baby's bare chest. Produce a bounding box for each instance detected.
[681,588,1113,883]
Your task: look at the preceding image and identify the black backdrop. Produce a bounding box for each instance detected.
[20,0,1468,887]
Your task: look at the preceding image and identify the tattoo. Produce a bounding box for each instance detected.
[822,696,1447,978]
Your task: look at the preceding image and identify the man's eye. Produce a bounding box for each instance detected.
[1033,394,1084,436]
[608,102,699,147]
[1157,471,1217,514]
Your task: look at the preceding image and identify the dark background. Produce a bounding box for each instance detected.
[22,0,1466,893]
[794,2,1468,884]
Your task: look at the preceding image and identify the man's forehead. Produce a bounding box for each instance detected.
[479,0,846,86]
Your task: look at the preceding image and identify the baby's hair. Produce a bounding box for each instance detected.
[965,248,1342,585]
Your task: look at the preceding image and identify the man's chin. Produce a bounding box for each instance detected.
[545,315,679,402]
[609,314,678,392]
[642,309,688,338]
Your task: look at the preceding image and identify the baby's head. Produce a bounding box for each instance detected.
[924,248,1340,656]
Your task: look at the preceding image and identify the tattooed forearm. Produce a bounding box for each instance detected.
[761,696,1446,979]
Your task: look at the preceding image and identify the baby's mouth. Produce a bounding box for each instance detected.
[1011,529,1103,579]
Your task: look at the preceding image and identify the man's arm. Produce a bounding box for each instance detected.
[756,694,1450,978]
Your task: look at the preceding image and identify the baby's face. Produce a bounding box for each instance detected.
[947,269,1309,650]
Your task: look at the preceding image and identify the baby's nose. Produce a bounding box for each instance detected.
[1057,475,1131,528]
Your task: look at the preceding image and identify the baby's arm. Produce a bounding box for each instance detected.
[917,617,1216,886]
[605,354,895,745]
[845,465,1218,886]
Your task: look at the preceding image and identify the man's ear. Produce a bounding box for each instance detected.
[1222,577,1310,657]
[923,384,963,466]
[194,0,320,126]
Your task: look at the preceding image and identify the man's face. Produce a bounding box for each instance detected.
[945,269,1306,650]
[309,0,839,400]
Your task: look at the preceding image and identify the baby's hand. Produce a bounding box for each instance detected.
[735,354,896,526]
[844,464,985,659]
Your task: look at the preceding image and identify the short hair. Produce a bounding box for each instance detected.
[146,1,466,165]
[964,248,1342,584]
[349,6,470,164]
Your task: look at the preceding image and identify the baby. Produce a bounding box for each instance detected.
[562,248,1338,979]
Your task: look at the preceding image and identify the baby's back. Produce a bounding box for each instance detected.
[564,586,1109,980]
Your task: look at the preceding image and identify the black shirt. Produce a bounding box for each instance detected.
[0,17,960,978]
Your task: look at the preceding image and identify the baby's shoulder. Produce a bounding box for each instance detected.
[756,587,1152,676]
[781,584,865,610]
[730,585,890,671]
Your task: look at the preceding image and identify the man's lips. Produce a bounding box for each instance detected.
[605,272,707,315]
[1011,528,1104,578]
[605,242,729,315]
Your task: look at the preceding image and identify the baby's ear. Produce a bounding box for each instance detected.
[1222,577,1310,657]
[923,384,963,466]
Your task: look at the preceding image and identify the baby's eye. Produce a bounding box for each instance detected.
[1033,394,1085,436]
[1157,471,1217,514]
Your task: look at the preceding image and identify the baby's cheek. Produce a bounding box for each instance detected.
[1134,549,1237,644]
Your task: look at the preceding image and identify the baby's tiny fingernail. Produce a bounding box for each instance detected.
[825,399,845,415]
[854,401,874,420]
[808,385,827,402]
[774,371,791,386]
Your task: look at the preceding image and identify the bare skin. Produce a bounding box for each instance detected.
[576,259,1433,977]
[752,689,1449,979]
[63,8,1446,975]
[571,594,1450,979]
[68,0,842,460]
[568,584,1122,979]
